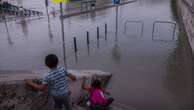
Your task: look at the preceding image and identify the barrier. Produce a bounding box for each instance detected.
[152,21,176,41]
[124,20,144,37]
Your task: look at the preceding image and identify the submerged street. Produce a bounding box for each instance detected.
[0,0,193,110]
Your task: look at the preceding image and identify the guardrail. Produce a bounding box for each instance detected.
[152,21,176,41]
[124,20,144,37]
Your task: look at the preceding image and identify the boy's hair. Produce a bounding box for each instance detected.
[45,54,58,68]
[91,79,101,89]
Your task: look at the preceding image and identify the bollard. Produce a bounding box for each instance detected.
[105,23,107,34]
[74,37,77,52]
[97,26,99,40]
[87,31,89,45]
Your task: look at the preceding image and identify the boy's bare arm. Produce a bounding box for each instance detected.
[24,79,48,91]
[67,73,76,81]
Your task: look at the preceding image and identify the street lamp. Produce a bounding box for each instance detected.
[60,3,67,68]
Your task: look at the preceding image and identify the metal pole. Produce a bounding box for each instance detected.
[105,23,107,41]
[74,37,77,52]
[97,26,99,40]
[60,3,67,68]
[3,15,13,44]
[152,21,155,40]
[87,31,90,45]
[45,0,49,17]
[115,5,118,34]
[172,23,176,40]
[141,22,144,37]
[105,23,107,34]
[97,27,99,49]
[45,0,53,38]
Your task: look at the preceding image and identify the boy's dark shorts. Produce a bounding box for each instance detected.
[53,93,72,110]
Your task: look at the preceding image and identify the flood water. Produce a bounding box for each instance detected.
[0,0,194,110]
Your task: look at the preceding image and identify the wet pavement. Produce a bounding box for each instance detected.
[0,0,194,110]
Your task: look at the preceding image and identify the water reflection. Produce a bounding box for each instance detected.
[74,51,78,63]
[17,0,23,7]
[0,0,193,109]
[3,18,13,45]
[90,11,96,22]
[105,33,107,43]
[47,13,54,41]
[20,18,29,36]
[45,1,54,41]
[165,30,193,110]
[87,44,90,55]
[97,39,99,49]
[112,26,121,62]
[51,7,57,18]
[111,43,121,62]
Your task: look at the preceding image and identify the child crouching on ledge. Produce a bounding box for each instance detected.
[25,54,76,110]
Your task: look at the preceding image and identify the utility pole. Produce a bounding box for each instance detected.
[60,3,67,68]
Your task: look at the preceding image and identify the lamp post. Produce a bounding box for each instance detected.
[60,3,67,68]
[113,0,120,40]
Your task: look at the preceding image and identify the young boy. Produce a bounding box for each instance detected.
[25,54,76,110]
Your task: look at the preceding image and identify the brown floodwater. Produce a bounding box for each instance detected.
[0,0,193,110]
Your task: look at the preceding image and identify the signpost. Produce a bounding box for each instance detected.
[51,0,69,68]
[113,0,120,35]
[59,3,67,68]
[45,0,49,7]
[113,0,120,4]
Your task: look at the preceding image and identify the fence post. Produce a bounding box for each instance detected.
[74,37,77,52]
[97,26,99,40]
[87,31,90,45]
[105,23,107,34]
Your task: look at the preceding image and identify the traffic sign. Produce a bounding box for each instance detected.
[113,0,120,4]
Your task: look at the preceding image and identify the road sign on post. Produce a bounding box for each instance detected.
[113,0,120,4]
[45,0,48,7]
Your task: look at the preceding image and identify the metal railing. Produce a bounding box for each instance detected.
[124,20,144,37]
[152,21,176,41]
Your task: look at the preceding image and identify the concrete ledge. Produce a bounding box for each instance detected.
[0,70,112,110]
[178,0,194,55]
